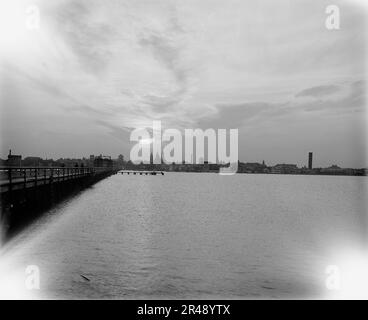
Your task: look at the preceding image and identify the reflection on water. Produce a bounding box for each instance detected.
[1,173,366,299]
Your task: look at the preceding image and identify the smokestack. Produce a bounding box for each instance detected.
[308,152,313,170]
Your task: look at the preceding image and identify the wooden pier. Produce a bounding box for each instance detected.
[0,166,116,193]
[0,166,118,239]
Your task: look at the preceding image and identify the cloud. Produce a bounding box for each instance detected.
[139,93,182,113]
[137,11,195,113]
[0,0,366,167]
[197,102,290,129]
[51,0,116,75]
[295,85,341,98]
[196,79,366,131]
[95,120,131,144]
[296,80,366,115]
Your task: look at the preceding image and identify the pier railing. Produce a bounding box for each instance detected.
[0,166,114,193]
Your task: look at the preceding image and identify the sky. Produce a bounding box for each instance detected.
[0,0,367,167]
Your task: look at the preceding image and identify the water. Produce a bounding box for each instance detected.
[1,173,367,299]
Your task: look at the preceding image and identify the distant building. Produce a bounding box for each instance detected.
[271,164,299,174]
[169,162,176,171]
[41,159,55,167]
[115,154,125,169]
[209,163,221,172]
[308,152,313,170]
[154,153,161,164]
[93,155,113,168]
[86,155,95,167]
[320,165,343,174]
[238,162,267,173]
[6,149,22,167]
[22,156,42,167]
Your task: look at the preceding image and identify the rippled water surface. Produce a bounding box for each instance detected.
[2,173,367,299]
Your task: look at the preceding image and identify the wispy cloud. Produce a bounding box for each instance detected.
[295,85,341,98]
[197,79,365,130]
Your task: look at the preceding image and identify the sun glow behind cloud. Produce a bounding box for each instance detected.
[0,1,32,56]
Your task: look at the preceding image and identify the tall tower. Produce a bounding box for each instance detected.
[308,152,313,170]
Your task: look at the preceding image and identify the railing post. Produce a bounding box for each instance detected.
[23,169,26,188]
[34,168,38,187]
[8,168,12,192]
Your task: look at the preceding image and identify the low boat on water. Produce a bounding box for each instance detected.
[119,170,164,176]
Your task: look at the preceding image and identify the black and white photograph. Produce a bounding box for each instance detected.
[0,0,367,305]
